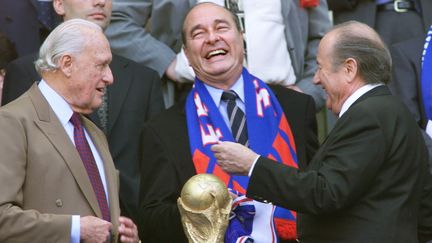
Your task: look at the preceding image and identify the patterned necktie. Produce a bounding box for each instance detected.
[97,87,109,134]
[70,112,110,221]
[221,90,248,146]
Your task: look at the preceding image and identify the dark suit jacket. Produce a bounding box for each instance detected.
[247,86,431,242]
[387,36,432,158]
[2,52,165,223]
[328,0,432,32]
[139,85,318,242]
[0,0,59,57]
[388,36,425,129]
[388,36,432,242]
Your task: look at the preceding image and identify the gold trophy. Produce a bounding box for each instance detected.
[177,174,232,243]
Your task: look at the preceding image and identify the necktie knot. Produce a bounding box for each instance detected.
[221,90,238,102]
[70,112,82,129]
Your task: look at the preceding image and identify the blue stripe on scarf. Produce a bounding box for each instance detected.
[422,26,432,120]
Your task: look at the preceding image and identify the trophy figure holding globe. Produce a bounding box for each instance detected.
[177,174,232,243]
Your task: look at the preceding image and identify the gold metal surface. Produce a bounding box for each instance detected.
[177,174,232,243]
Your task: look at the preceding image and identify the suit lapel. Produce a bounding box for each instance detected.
[107,55,132,135]
[29,84,103,218]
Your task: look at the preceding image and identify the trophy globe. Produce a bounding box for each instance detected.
[177,174,232,243]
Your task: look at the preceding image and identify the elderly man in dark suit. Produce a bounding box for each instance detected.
[2,0,165,225]
[214,21,432,242]
[139,3,318,242]
[0,18,139,243]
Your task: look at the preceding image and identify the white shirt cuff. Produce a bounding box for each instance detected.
[70,215,80,243]
[174,48,195,83]
[248,155,261,177]
[426,120,432,138]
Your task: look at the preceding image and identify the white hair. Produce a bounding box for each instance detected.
[35,19,103,75]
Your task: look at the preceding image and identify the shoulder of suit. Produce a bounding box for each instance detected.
[8,52,39,67]
[270,84,313,102]
[111,53,159,76]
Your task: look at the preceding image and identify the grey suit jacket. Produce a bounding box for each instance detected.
[0,84,120,242]
[106,0,331,109]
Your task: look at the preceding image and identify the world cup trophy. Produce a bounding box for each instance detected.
[177,174,232,243]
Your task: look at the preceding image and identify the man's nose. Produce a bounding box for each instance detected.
[104,66,114,85]
[206,31,220,44]
[313,71,320,85]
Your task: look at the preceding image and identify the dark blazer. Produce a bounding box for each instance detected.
[2,52,165,223]
[387,36,432,159]
[139,85,318,242]
[247,86,430,242]
[0,0,59,57]
[388,36,425,128]
[328,0,432,33]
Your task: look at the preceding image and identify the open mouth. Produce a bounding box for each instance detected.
[206,49,227,59]
[96,87,105,93]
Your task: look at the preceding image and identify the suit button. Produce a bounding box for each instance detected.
[55,199,63,207]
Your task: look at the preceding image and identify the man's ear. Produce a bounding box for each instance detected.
[59,54,73,78]
[344,57,358,83]
[53,0,65,16]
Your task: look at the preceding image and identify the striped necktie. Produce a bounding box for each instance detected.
[70,112,111,221]
[222,90,248,146]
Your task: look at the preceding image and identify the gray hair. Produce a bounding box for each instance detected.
[35,19,103,75]
[330,21,392,84]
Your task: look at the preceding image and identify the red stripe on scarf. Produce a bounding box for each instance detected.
[272,115,298,239]
[192,149,210,174]
[279,116,297,154]
[274,218,297,240]
[272,133,297,168]
[275,116,298,168]
[213,164,231,186]
[232,180,246,195]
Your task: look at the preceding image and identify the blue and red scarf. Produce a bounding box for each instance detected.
[186,68,298,241]
[422,25,432,120]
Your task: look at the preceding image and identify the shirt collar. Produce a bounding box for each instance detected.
[38,79,74,125]
[339,83,383,117]
[204,75,245,107]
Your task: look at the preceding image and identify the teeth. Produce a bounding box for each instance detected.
[207,49,226,58]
